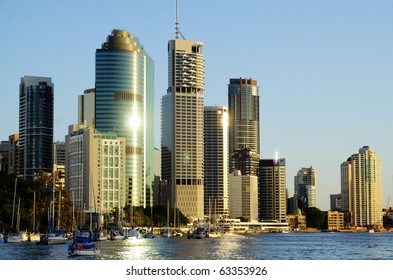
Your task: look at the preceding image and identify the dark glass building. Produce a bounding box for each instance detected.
[19,76,54,180]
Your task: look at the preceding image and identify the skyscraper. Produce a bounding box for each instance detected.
[19,76,54,180]
[341,146,382,227]
[95,29,155,208]
[204,106,229,219]
[161,16,205,219]
[259,158,287,223]
[78,88,95,126]
[294,166,317,212]
[228,78,260,168]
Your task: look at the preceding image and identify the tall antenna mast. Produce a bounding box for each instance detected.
[175,0,186,40]
[175,0,179,39]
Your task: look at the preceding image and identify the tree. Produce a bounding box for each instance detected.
[305,207,326,229]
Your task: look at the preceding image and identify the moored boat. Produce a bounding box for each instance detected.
[68,242,101,256]
[4,230,25,243]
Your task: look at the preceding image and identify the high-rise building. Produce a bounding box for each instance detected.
[204,106,229,219]
[0,140,9,173]
[330,194,342,211]
[341,146,382,227]
[161,33,205,218]
[19,76,54,180]
[95,29,155,208]
[228,78,260,168]
[78,88,95,126]
[65,124,126,219]
[294,166,317,211]
[259,158,287,223]
[8,134,19,175]
[229,170,258,221]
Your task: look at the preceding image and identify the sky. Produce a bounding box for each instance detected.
[1,0,392,211]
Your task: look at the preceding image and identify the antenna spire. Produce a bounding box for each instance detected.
[175,0,186,40]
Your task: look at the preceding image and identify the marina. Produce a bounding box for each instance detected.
[2,231,393,260]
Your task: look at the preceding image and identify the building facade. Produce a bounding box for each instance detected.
[95,29,155,209]
[229,170,258,222]
[8,134,19,175]
[294,166,317,211]
[161,39,205,220]
[19,76,54,180]
[228,77,260,170]
[78,88,95,126]
[204,106,229,219]
[259,158,287,223]
[65,124,126,224]
[341,146,382,227]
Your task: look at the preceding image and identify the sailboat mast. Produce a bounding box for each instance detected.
[11,177,17,228]
[33,191,36,231]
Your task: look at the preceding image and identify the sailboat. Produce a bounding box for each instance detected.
[68,170,101,256]
[28,191,41,242]
[45,178,68,245]
[5,178,25,243]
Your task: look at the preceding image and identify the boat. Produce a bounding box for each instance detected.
[68,171,101,256]
[5,178,25,243]
[4,230,24,243]
[125,228,143,239]
[369,229,375,234]
[110,228,126,240]
[144,232,157,238]
[96,229,108,241]
[28,191,41,242]
[45,228,69,245]
[190,227,208,239]
[207,227,222,238]
[162,228,174,237]
[68,241,101,256]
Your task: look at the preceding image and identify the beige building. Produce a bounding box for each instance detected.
[65,124,126,219]
[327,211,344,231]
[229,171,258,222]
[341,146,382,227]
[161,39,205,220]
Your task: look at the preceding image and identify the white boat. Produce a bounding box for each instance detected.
[27,231,41,242]
[369,229,375,234]
[97,230,108,241]
[110,228,126,240]
[144,232,157,238]
[4,230,24,243]
[45,229,69,245]
[162,228,174,237]
[68,242,101,256]
[125,228,143,239]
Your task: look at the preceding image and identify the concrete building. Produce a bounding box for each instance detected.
[259,158,287,223]
[65,124,126,221]
[330,194,342,211]
[8,134,19,175]
[161,37,205,219]
[78,88,95,126]
[229,170,258,222]
[341,146,382,227]
[204,106,229,219]
[327,211,344,231]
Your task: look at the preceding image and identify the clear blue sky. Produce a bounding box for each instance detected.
[1,0,392,211]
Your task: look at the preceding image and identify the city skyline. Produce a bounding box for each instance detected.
[1,0,392,211]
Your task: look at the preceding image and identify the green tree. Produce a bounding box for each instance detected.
[305,207,326,229]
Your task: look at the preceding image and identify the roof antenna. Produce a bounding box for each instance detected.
[175,0,186,40]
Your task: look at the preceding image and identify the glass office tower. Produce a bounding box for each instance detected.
[95,29,155,208]
[19,76,54,180]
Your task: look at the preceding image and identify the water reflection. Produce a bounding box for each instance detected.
[1,232,393,260]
